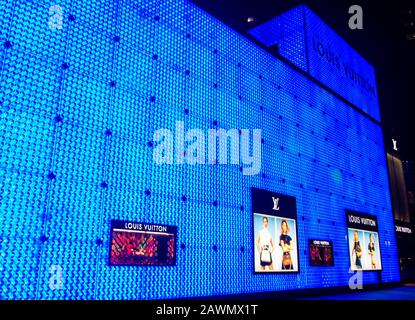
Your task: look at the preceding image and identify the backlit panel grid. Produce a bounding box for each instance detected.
[214,169,247,297]
[380,239,400,283]
[281,115,301,156]
[213,236,247,296]
[286,82,352,154]
[255,61,388,288]
[237,37,259,70]
[119,2,155,57]
[260,47,396,288]
[248,5,307,71]
[0,0,14,42]
[60,72,111,133]
[0,238,41,299]
[214,85,248,210]
[111,90,150,144]
[304,6,380,121]
[184,4,222,53]
[282,151,303,188]
[276,27,384,150]
[238,81,262,135]
[296,96,315,132]
[187,41,216,87]
[0,91,55,175]
[277,89,300,123]
[1,6,60,300]
[213,24,241,64]
[185,77,216,128]
[0,0,400,299]
[95,256,144,299]
[240,60,260,93]
[217,57,240,96]
[66,20,114,81]
[36,108,106,300]
[150,23,187,210]
[0,167,47,224]
[185,64,221,243]
[113,46,154,98]
[297,105,316,160]
[213,35,257,294]
[261,80,281,115]
[299,156,326,193]
[151,60,186,124]
[95,183,182,298]
[104,143,148,217]
[0,49,59,114]
[37,239,99,300]
[147,120,186,200]
[105,100,148,226]
[0,170,46,240]
[216,89,243,131]
[155,0,197,34]
[154,26,187,77]
[183,117,218,202]
[305,93,383,192]
[261,150,284,188]
[7,1,69,60]
[179,200,222,296]
[260,54,284,87]
[73,0,118,30]
[152,68,185,121]
[45,126,104,233]
[260,114,284,182]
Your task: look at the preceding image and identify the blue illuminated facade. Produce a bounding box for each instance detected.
[0,0,399,299]
[249,5,381,121]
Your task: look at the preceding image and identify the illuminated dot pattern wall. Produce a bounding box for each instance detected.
[248,5,307,71]
[249,5,381,122]
[0,0,399,299]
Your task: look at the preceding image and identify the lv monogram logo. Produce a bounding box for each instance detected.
[392,139,398,151]
[272,197,280,211]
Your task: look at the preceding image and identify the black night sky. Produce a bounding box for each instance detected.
[192,0,415,161]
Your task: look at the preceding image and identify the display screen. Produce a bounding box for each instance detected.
[346,210,382,271]
[252,188,299,273]
[109,220,177,266]
[309,240,334,267]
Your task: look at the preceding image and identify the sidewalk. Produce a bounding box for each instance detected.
[302,285,415,300]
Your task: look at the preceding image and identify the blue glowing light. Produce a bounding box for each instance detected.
[0,0,399,299]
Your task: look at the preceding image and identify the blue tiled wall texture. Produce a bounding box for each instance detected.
[249,5,381,121]
[0,0,399,299]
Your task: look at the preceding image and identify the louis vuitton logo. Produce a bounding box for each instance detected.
[392,139,398,151]
[272,197,280,211]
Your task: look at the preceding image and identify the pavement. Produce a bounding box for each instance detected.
[303,284,415,300]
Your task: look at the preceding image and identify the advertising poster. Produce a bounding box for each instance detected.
[109,220,177,266]
[346,210,382,271]
[252,188,299,273]
[309,240,334,267]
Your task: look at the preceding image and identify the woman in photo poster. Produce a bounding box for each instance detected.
[323,246,333,266]
[310,244,322,265]
[368,233,377,269]
[257,217,274,271]
[279,220,294,270]
[352,230,363,269]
